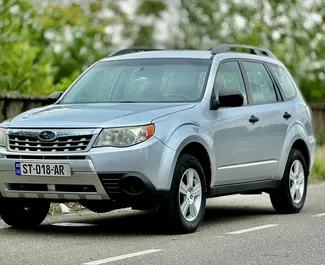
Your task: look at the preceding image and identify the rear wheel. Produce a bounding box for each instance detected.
[0,199,50,228]
[270,148,308,214]
[159,154,206,233]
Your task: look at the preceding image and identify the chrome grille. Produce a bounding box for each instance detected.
[7,129,99,153]
[5,155,87,160]
[9,135,92,152]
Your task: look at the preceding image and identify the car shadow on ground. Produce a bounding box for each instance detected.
[0,203,276,237]
[203,204,275,227]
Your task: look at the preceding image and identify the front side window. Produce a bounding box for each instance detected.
[61,58,211,103]
[214,61,247,105]
[242,61,277,105]
[269,65,296,99]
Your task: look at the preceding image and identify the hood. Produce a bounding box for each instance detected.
[4,103,195,128]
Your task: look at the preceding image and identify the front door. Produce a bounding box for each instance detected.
[210,61,262,186]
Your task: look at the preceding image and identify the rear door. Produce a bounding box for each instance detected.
[240,61,294,179]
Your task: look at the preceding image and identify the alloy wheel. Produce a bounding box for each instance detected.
[178,168,202,221]
[289,160,305,204]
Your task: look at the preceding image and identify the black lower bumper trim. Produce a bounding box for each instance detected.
[98,172,168,207]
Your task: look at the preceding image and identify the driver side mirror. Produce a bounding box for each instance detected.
[48,91,63,104]
[211,88,244,109]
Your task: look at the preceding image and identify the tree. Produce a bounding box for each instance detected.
[1,0,324,102]
[133,0,325,101]
[0,0,54,94]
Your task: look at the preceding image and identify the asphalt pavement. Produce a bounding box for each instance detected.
[1,182,325,265]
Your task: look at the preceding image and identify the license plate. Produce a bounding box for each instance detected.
[15,162,71,177]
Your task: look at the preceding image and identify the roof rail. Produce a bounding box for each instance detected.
[211,44,276,59]
[107,48,163,57]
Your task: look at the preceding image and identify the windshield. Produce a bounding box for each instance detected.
[60,58,211,103]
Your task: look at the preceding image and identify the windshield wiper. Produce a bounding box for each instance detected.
[117,101,137,103]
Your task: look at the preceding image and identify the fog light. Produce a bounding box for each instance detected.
[122,177,144,195]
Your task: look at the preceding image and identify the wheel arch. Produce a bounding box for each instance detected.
[277,123,313,178]
[156,123,215,193]
[291,139,310,172]
[178,142,212,196]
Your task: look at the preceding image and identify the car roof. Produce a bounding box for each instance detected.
[101,50,213,61]
[100,49,283,67]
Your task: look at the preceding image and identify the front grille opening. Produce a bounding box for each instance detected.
[8,183,48,191]
[8,134,93,152]
[5,155,87,160]
[7,183,96,193]
[56,185,96,193]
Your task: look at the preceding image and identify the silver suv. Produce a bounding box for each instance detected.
[0,45,316,233]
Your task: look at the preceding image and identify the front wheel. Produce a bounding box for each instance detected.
[270,148,308,214]
[0,199,50,228]
[159,154,206,234]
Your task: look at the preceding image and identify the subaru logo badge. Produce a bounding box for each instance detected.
[38,130,56,141]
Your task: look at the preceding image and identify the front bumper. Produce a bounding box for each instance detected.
[0,137,176,203]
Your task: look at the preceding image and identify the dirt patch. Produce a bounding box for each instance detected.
[48,202,86,215]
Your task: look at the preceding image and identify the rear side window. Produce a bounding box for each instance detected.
[242,62,277,105]
[269,65,296,99]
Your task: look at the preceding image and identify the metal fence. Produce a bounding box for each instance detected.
[0,92,324,136]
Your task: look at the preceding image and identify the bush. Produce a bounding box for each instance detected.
[310,156,325,180]
[317,127,325,146]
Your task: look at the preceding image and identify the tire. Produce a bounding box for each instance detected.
[159,154,206,234]
[270,148,308,214]
[0,199,50,228]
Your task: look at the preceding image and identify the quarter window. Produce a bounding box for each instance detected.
[269,65,296,99]
[214,62,247,105]
[242,62,277,105]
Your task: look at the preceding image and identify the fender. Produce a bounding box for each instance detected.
[276,122,313,179]
[154,122,216,190]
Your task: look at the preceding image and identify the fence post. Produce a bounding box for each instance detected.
[310,103,325,135]
[0,93,48,122]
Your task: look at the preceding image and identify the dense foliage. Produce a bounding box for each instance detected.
[0,0,324,101]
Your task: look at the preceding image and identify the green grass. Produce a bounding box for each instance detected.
[310,155,325,180]
[317,127,325,146]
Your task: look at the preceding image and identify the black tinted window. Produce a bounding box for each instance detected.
[270,65,296,99]
[214,61,247,105]
[243,62,277,105]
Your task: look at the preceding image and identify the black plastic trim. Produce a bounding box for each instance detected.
[107,48,163,57]
[209,180,281,197]
[97,172,169,207]
[211,44,276,59]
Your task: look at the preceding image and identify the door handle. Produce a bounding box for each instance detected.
[283,111,292,119]
[249,115,259,123]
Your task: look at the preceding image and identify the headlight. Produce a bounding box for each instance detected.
[93,124,155,147]
[0,128,6,147]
